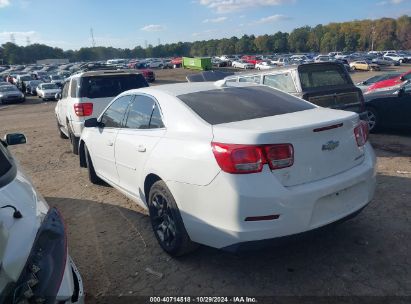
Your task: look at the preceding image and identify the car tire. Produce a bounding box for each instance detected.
[68,126,79,155]
[85,145,104,185]
[365,107,380,133]
[148,180,199,256]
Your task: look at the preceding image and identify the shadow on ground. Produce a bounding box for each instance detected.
[45,172,411,302]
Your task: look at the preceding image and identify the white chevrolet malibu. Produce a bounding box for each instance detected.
[79,82,376,256]
[0,134,84,303]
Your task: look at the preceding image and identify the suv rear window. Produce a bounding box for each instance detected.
[299,64,351,90]
[178,86,314,125]
[78,74,148,99]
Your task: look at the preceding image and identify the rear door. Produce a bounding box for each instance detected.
[115,95,166,197]
[57,80,70,127]
[88,95,133,184]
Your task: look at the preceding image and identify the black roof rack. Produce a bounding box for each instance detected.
[78,63,120,72]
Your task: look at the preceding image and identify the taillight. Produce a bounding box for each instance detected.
[264,144,294,170]
[212,142,294,174]
[74,102,93,116]
[354,121,369,147]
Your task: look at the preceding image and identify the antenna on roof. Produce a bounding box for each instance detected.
[90,27,96,48]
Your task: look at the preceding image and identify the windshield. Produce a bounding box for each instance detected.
[51,76,63,80]
[78,74,148,99]
[20,76,32,81]
[299,63,351,90]
[0,86,18,92]
[42,84,59,89]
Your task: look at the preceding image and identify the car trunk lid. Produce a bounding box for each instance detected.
[212,108,365,187]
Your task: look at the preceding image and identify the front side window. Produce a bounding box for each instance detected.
[101,95,133,128]
[124,95,164,129]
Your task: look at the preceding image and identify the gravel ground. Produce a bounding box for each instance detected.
[0,66,410,303]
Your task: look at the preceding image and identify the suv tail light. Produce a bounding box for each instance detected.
[212,142,294,174]
[74,102,93,116]
[354,120,369,147]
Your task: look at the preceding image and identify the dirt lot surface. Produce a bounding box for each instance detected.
[0,66,410,303]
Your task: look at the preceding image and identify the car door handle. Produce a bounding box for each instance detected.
[107,141,114,147]
[137,145,146,152]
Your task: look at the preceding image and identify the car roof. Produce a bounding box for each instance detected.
[72,69,142,78]
[125,81,260,97]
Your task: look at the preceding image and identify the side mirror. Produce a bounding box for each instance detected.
[84,118,101,128]
[4,133,26,146]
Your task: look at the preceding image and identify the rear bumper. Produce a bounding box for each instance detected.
[70,120,84,138]
[167,143,376,249]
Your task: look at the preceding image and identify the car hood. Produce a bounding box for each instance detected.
[0,167,48,289]
[42,89,61,94]
[368,78,401,91]
[0,91,21,97]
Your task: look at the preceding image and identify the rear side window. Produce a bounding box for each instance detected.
[178,86,314,125]
[124,95,164,129]
[61,82,69,99]
[70,79,78,98]
[101,95,133,128]
[239,76,260,84]
[263,73,297,93]
[79,74,148,99]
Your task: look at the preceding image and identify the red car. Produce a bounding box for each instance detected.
[366,69,411,93]
[171,57,182,68]
[241,55,263,65]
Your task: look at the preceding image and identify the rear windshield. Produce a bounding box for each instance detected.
[178,86,314,125]
[299,64,351,90]
[78,74,148,99]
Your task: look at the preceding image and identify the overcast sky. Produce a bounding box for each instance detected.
[0,0,410,50]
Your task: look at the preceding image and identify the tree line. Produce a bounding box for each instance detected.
[1,15,410,64]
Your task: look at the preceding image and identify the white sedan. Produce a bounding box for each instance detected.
[232,60,254,69]
[0,133,84,302]
[79,82,376,256]
[255,61,277,70]
[36,83,61,101]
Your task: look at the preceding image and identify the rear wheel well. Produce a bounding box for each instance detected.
[144,174,162,205]
[79,140,87,168]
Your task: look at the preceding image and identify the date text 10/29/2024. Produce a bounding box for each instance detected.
[150,297,258,303]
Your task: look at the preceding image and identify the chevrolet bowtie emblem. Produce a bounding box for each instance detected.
[322,140,340,151]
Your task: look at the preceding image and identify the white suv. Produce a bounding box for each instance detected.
[55,69,148,154]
